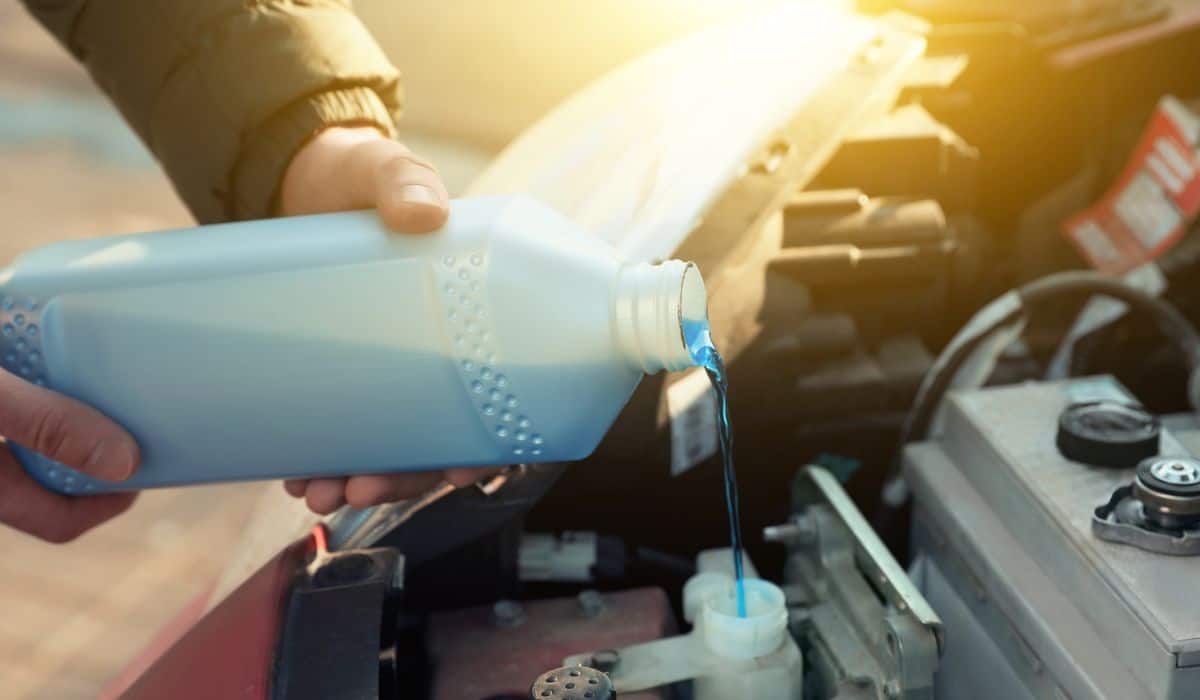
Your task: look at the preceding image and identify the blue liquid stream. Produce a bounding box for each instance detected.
[683,319,747,618]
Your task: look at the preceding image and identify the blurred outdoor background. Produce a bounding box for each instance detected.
[0,1,790,697]
[0,4,244,698]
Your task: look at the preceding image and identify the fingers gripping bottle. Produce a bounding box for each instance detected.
[0,196,708,494]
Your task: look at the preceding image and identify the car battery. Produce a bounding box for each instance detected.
[905,377,1200,700]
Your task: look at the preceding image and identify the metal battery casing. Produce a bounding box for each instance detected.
[905,378,1200,700]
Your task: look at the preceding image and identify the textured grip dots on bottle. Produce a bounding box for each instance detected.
[26,456,96,495]
[0,295,100,494]
[439,252,545,459]
[0,295,46,386]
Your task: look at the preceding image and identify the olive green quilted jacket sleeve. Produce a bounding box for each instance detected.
[21,0,403,223]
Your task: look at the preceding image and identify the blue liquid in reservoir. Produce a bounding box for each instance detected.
[683,319,746,618]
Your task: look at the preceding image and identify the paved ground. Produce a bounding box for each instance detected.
[0,5,489,697]
[0,6,263,698]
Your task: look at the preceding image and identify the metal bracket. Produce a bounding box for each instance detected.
[766,466,942,699]
[1092,485,1200,556]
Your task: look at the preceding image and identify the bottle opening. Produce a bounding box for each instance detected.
[680,263,713,366]
[614,260,709,374]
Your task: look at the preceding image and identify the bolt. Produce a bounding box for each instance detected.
[763,514,816,545]
[577,590,606,618]
[589,649,621,673]
[492,599,526,628]
[762,523,793,542]
[885,679,902,698]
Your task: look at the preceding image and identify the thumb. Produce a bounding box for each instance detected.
[0,370,138,481]
[348,140,450,233]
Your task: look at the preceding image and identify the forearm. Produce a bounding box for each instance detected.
[20,0,403,223]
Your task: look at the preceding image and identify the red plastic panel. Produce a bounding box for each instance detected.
[428,587,676,700]
[115,536,310,700]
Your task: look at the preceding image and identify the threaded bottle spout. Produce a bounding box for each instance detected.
[613,260,708,374]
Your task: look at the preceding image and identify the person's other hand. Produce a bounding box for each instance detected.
[279,126,496,514]
[0,368,139,542]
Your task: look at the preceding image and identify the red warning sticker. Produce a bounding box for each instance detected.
[1064,96,1200,274]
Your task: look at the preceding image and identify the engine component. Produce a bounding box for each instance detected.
[270,544,405,700]
[770,466,942,700]
[564,551,804,700]
[426,588,675,700]
[774,190,957,342]
[1056,400,1161,469]
[1136,456,1200,526]
[883,269,1200,514]
[813,103,978,213]
[529,665,614,700]
[519,532,602,583]
[906,378,1200,699]
[1093,456,1200,556]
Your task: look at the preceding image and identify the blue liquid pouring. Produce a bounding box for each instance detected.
[683,319,747,618]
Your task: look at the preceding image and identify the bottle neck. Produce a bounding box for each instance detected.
[613,260,708,374]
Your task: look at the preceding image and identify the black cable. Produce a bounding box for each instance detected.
[895,302,1022,467]
[879,270,1200,512]
[1017,272,1200,411]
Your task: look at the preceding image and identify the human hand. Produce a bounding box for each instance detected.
[279,126,496,514]
[0,368,139,542]
[280,125,451,232]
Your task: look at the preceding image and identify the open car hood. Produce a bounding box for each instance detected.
[467,3,876,262]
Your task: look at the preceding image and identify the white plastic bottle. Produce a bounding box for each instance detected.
[0,196,709,494]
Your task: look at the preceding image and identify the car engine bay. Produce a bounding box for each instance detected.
[118,3,1200,699]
